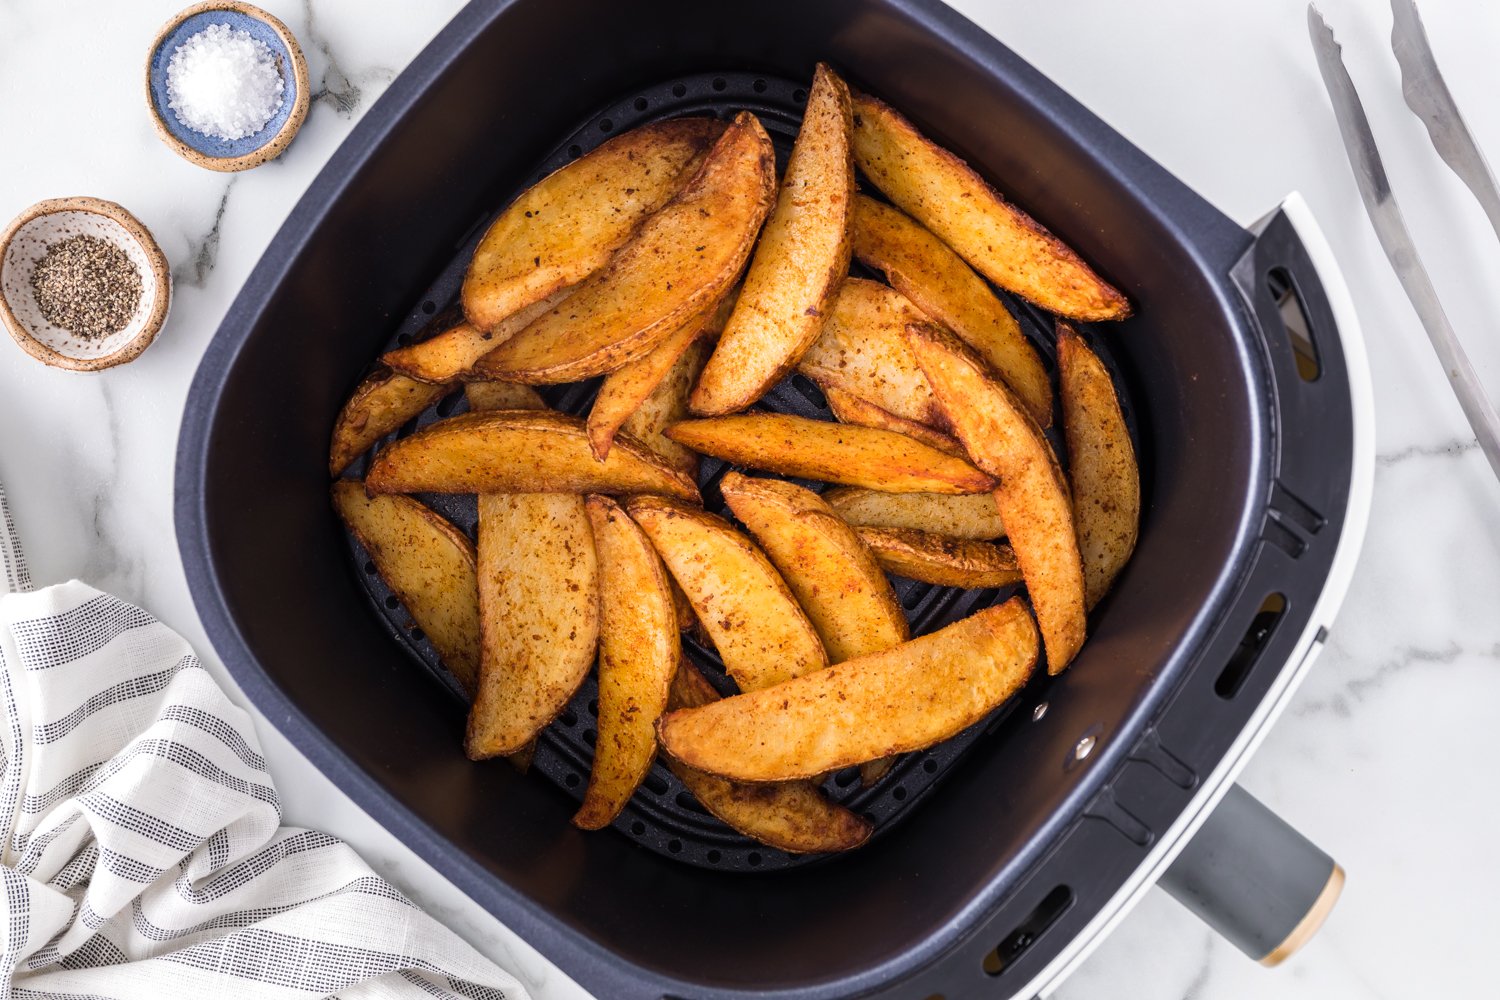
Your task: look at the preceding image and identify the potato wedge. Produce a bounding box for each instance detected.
[626,495,826,692]
[573,497,678,830]
[720,473,907,663]
[821,387,965,457]
[850,91,1129,322]
[666,659,872,853]
[1058,324,1140,608]
[475,112,775,384]
[856,526,1021,589]
[331,481,480,694]
[906,322,1085,672]
[463,380,545,412]
[852,196,1052,425]
[691,64,854,414]
[666,413,995,494]
[365,410,699,502]
[823,487,1005,540]
[329,368,447,476]
[466,492,599,758]
[383,291,573,384]
[621,338,713,479]
[797,278,947,430]
[461,118,725,330]
[658,599,1038,781]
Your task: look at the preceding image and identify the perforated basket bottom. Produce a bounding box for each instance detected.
[340,71,1141,872]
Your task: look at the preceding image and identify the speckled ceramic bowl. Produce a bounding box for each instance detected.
[146,1,310,172]
[0,197,172,372]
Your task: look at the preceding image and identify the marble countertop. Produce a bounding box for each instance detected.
[3,0,1497,996]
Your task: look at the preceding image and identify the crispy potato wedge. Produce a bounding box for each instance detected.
[797,278,947,430]
[658,600,1039,781]
[466,492,599,758]
[461,118,725,331]
[667,659,872,853]
[1058,324,1140,608]
[622,337,714,478]
[850,92,1129,322]
[691,64,854,414]
[331,481,480,694]
[822,387,965,457]
[666,413,995,494]
[855,526,1021,589]
[626,495,827,692]
[463,380,545,412]
[851,196,1052,425]
[329,368,447,476]
[906,323,1085,672]
[720,473,907,663]
[476,113,775,384]
[383,292,573,384]
[823,487,1005,540]
[574,497,679,830]
[365,410,699,502]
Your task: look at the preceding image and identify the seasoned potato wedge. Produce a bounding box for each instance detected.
[907,322,1085,672]
[365,410,699,502]
[466,492,599,758]
[329,368,446,476]
[626,495,827,692]
[658,600,1039,781]
[856,526,1021,589]
[852,196,1052,425]
[667,659,872,853]
[822,386,965,457]
[461,118,725,330]
[823,487,1005,540]
[331,481,480,694]
[691,64,854,414]
[573,497,679,830]
[720,473,907,663]
[666,413,995,494]
[463,380,545,412]
[621,338,714,479]
[1058,324,1140,608]
[476,113,776,384]
[797,278,947,430]
[850,92,1129,322]
[383,291,572,384]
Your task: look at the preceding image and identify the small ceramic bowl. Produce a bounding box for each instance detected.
[145,1,310,172]
[0,198,172,372]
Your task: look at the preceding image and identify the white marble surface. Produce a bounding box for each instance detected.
[1,0,1497,997]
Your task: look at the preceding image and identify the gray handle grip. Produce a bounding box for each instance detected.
[1159,784,1344,965]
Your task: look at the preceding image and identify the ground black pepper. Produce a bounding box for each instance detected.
[30,235,143,340]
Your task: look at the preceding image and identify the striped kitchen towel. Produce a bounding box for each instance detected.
[0,481,530,999]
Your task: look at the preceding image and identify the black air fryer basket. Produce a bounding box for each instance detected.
[176,1,1362,997]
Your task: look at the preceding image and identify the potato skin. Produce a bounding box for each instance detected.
[329,368,446,476]
[856,526,1021,589]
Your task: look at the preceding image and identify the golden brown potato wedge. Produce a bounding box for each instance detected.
[331,481,480,694]
[383,292,573,384]
[821,387,965,457]
[666,413,995,494]
[850,91,1129,322]
[906,322,1085,672]
[329,368,447,476]
[855,526,1021,589]
[691,64,854,414]
[823,487,1005,540]
[851,196,1053,425]
[1058,324,1140,608]
[621,337,714,479]
[658,600,1038,781]
[475,112,775,384]
[365,410,699,503]
[461,118,725,331]
[626,495,827,692]
[797,278,947,430]
[463,380,545,412]
[720,473,907,663]
[573,496,679,830]
[466,492,599,758]
[666,659,872,853]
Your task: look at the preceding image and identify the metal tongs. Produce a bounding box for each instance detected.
[1309,1,1500,480]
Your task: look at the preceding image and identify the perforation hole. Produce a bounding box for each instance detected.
[409,627,425,643]
[672,83,687,97]
[563,772,580,788]
[643,773,669,795]
[600,118,614,133]
[421,300,436,315]
[363,561,376,575]
[833,767,859,788]
[667,839,682,854]
[747,852,762,867]
[753,78,767,93]
[567,144,583,159]
[706,849,721,864]
[396,333,412,347]
[587,699,599,717]
[634,97,648,111]
[559,710,577,728]
[630,820,645,836]
[583,729,597,747]
[923,758,938,774]
[384,595,398,610]
[712,77,727,91]
[892,785,907,801]
[793,88,807,104]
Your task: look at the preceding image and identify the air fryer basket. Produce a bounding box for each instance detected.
[175,1,1355,997]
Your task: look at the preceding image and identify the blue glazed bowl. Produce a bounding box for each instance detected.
[145,2,310,171]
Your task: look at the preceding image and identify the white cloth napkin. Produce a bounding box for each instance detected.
[0,482,531,1000]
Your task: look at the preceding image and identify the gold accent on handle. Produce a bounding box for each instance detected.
[1260,863,1345,967]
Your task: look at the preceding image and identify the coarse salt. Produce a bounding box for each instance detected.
[166,23,284,142]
